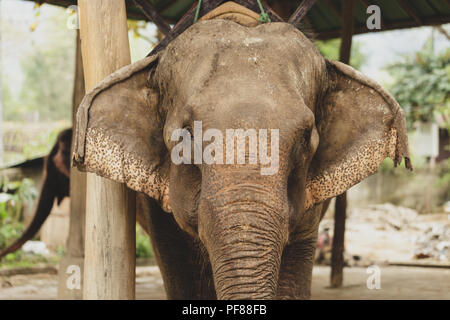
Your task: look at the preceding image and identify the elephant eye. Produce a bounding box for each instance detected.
[303,128,312,144]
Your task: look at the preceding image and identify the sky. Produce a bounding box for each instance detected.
[0,0,449,94]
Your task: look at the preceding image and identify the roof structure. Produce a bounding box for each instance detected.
[28,0,450,40]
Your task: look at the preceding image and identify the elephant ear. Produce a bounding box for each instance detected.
[305,60,412,209]
[73,54,171,212]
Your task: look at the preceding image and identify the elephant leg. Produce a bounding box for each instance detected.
[276,204,323,300]
[138,195,215,300]
[276,237,317,300]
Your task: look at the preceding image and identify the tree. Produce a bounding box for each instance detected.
[387,33,450,129]
[17,10,75,122]
[315,38,365,69]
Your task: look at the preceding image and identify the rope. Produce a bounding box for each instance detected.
[194,0,202,23]
[193,0,271,24]
[256,0,271,23]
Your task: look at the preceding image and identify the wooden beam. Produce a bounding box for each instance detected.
[339,0,354,65]
[435,25,450,40]
[330,0,354,289]
[269,0,291,21]
[288,0,318,25]
[331,192,347,288]
[57,29,86,300]
[315,15,450,40]
[425,0,441,15]
[78,0,136,300]
[398,0,422,25]
[133,0,172,36]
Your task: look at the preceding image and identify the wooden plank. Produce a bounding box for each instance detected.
[269,0,292,21]
[78,0,136,300]
[330,192,347,288]
[57,29,86,300]
[0,266,57,276]
[288,0,318,25]
[389,260,450,269]
[339,0,354,65]
[68,29,86,260]
[133,0,172,36]
[330,0,354,290]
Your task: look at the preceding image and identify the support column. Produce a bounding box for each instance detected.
[330,0,354,289]
[58,30,86,300]
[78,0,136,300]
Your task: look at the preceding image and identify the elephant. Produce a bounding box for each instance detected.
[72,5,411,300]
[0,128,154,260]
[0,129,72,259]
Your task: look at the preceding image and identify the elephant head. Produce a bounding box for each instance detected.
[0,129,72,259]
[73,19,411,299]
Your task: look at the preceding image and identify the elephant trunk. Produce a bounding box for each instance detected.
[199,186,288,300]
[0,156,69,260]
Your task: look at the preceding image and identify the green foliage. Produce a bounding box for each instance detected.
[0,178,37,254]
[315,39,366,69]
[136,225,153,259]
[387,37,450,128]
[0,178,59,267]
[2,7,75,122]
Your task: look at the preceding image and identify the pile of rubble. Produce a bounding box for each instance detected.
[413,225,450,261]
[349,203,419,231]
[316,203,450,265]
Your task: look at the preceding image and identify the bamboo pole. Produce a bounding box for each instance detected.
[330,0,354,289]
[78,0,136,300]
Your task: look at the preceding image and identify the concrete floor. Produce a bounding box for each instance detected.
[1,265,449,300]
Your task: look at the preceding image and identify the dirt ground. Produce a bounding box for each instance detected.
[1,204,449,300]
[1,265,449,300]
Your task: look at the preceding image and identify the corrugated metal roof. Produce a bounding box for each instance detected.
[29,0,450,39]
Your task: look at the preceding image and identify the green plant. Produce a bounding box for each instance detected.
[315,38,366,69]
[136,225,153,259]
[0,178,37,252]
[387,34,450,129]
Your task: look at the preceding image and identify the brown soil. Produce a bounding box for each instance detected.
[1,265,449,300]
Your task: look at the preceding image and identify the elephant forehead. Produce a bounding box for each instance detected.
[156,20,324,110]
[159,20,317,73]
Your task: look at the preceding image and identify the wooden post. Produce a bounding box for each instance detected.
[78,0,136,300]
[330,0,354,289]
[58,30,86,300]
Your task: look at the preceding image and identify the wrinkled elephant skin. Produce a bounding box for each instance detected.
[73,18,411,300]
